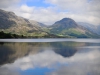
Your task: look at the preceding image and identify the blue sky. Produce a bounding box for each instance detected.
[0,0,100,25]
[26,0,50,7]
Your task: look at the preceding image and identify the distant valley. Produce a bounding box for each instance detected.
[0,9,100,38]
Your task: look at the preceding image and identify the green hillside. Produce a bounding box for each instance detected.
[0,9,100,38]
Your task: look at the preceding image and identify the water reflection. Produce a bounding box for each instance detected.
[0,41,100,75]
[0,42,86,65]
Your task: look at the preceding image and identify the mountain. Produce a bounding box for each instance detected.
[0,9,99,38]
[0,9,56,37]
[77,22,100,35]
[0,9,40,31]
[29,20,46,27]
[97,25,100,35]
[49,18,99,38]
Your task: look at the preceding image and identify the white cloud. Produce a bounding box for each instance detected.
[45,0,88,11]
[43,0,100,25]
[20,5,34,13]
[0,0,100,25]
[0,0,21,8]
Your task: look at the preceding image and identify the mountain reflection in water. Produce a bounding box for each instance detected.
[0,41,100,75]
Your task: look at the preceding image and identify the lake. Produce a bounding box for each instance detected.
[0,39,100,75]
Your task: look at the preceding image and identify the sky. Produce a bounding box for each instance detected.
[0,0,100,25]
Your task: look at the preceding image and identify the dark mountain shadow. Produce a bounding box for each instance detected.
[0,44,15,65]
[0,43,31,65]
[53,47,77,57]
[50,42,78,57]
[0,42,4,45]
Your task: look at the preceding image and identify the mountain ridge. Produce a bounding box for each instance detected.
[77,22,100,35]
[0,9,52,38]
[0,9,100,38]
[49,18,100,38]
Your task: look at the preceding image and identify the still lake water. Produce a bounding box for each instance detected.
[0,39,100,75]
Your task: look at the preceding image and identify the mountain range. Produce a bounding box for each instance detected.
[0,9,100,38]
[77,22,100,35]
[49,18,100,38]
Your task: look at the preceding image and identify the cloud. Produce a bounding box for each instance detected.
[20,5,34,13]
[6,5,61,25]
[45,0,88,11]
[0,0,21,8]
[44,0,100,25]
[0,0,100,25]
[0,67,20,75]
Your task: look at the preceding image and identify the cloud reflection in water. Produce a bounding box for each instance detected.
[0,41,100,75]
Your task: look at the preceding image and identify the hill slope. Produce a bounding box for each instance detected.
[0,9,99,38]
[78,22,100,35]
[49,18,99,38]
[0,9,52,37]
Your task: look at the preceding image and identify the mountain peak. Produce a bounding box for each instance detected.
[52,18,78,29]
[0,9,44,31]
[61,18,73,21]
